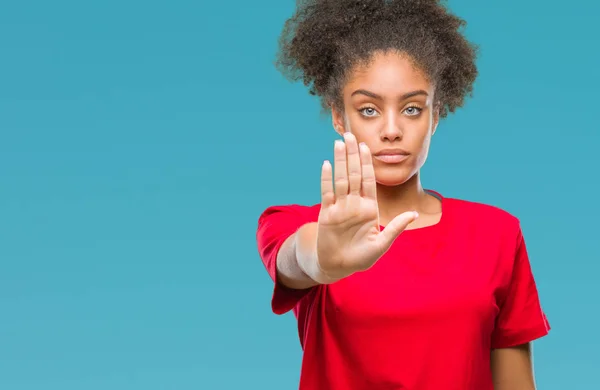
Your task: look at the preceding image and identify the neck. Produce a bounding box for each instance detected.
[376,172,434,226]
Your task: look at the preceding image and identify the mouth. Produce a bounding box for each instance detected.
[373,149,410,164]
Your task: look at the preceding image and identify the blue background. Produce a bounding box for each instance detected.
[0,0,598,388]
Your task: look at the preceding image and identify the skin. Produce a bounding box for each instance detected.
[275,50,537,389]
[491,343,537,389]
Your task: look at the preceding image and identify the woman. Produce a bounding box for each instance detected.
[256,1,550,389]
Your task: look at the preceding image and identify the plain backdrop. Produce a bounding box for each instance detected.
[1,0,598,389]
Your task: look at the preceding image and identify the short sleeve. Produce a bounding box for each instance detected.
[256,205,316,315]
[491,227,551,349]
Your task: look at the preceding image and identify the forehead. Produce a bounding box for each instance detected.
[343,51,433,97]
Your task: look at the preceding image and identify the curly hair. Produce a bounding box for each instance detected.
[275,0,479,118]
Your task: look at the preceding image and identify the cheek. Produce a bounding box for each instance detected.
[345,115,372,141]
[413,128,433,165]
[401,118,433,162]
[409,113,433,144]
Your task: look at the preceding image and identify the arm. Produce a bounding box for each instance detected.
[491,343,537,390]
[257,133,417,313]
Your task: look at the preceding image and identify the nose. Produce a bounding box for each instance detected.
[380,112,403,142]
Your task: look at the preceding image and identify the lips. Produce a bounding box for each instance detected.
[373,148,410,164]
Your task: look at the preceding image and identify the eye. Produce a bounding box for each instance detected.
[404,106,422,116]
[359,107,379,117]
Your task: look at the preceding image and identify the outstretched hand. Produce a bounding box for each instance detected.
[315,132,418,280]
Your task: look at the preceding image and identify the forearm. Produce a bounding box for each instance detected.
[276,223,339,289]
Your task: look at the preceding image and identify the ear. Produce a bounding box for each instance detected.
[432,104,440,135]
[331,105,347,136]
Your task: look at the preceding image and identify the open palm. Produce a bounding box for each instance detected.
[316,132,418,279]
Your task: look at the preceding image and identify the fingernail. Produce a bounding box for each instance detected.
[413,211,419,218]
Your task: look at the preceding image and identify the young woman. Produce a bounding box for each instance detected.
[256,1,550,389]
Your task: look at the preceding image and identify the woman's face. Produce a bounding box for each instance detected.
[332,51,439,187]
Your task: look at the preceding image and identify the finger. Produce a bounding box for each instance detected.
[377,211,419,251]
[333,140,348,199]
[344,132,361,195]
[320,160,335,207]
[359,142,376,199]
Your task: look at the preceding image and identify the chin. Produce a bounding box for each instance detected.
[374,174,411,187]
[374,166,418,187]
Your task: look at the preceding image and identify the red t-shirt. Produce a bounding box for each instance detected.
[256,191,550,390]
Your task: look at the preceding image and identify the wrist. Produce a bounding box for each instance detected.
[294,224,342,285]
[312,254,345,284]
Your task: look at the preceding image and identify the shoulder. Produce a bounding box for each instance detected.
[447,196,519,223]
[257,203,321,225]
[444,195,522,241]
[255,203,322,251]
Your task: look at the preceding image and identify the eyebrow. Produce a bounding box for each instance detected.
[351,89,429,100]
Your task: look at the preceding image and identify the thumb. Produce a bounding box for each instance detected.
[376,211,419,250]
